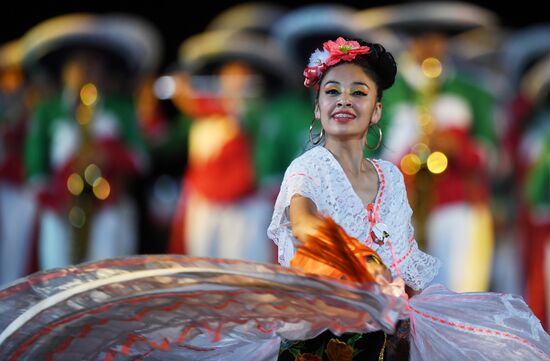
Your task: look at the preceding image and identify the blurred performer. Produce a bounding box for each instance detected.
[0,40,38,285]
[169,30,291,262]
[21,14,155,269]
[207,2,311,201]
[503,25,550,329]
[355,2,498,292]
[447,22,521,298]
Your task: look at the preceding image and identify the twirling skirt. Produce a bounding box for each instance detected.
[0,255,547,360]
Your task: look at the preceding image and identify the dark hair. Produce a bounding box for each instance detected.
[316,39,397,101]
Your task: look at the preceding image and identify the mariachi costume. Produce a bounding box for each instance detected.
[169,29,292,263]
[355,2,499,292]
[21,14,157,269]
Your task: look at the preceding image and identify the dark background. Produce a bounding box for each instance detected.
[3,0,548,72]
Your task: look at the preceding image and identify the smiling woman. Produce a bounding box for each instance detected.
[283,37,398,250]
[267,37,428,360]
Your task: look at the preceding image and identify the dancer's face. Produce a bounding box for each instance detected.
[315,63,381,142]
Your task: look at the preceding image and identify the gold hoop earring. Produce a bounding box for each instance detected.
[365,123,382,150]
[309,118,325,145]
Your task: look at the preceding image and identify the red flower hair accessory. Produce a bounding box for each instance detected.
[303,37,371,88]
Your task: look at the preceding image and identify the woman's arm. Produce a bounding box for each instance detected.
[289,194,325,244]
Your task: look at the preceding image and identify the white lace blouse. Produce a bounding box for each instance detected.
[267,146,440,291]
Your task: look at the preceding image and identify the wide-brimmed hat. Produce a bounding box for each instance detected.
[206,2,288,35]
[354,1,498,38]
[21,13,162,76]
[272,4,361,69]
[179,29,293,89]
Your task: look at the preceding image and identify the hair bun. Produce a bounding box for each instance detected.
[368,43,397,90]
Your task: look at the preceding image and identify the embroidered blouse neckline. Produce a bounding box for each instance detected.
[318,146,384,210]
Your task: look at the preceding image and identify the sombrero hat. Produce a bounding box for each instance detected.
[354,1,498,38]
[21,13,161,76]
[179,29,293,89]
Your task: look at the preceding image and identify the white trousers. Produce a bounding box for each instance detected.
[0,183,37,286]
[427,203,494,292]
[39,196,138,270]
[184,191,274,263]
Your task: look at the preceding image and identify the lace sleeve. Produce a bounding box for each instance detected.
[386,163,441,291]
[267,156,322,267]
[400,232,441,291]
